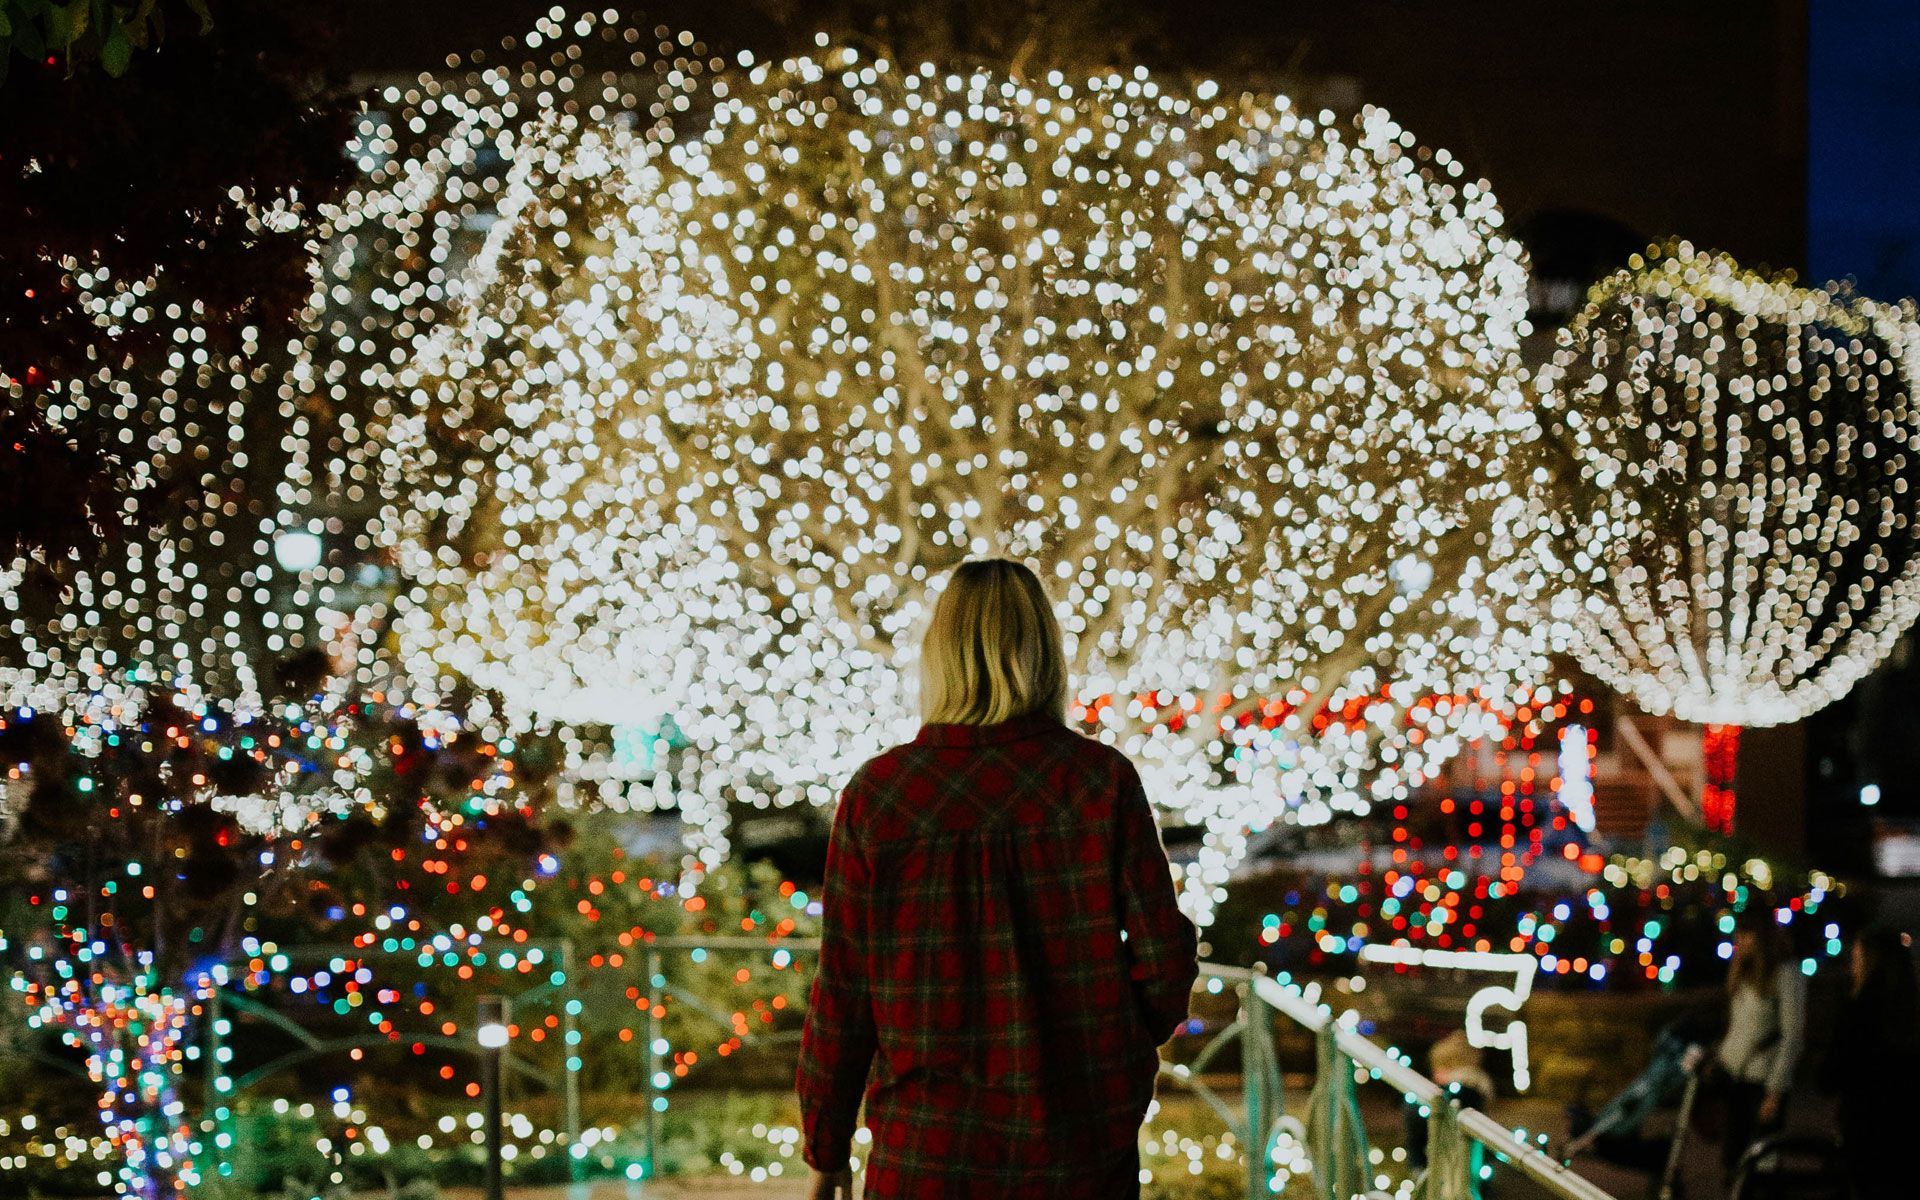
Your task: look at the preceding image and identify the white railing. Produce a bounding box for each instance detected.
[1181,962,1617,1200]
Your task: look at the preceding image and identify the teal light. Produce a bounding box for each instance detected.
[612,724,662,777]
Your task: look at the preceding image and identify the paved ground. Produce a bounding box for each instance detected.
[420,1091,1843,1200]
[433,1185,807,1199]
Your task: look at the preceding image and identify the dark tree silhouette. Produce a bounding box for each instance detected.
[0,1,350,572]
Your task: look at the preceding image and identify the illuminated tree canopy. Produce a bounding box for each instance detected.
[373,40,1550,916]
[1533,245,1920,727]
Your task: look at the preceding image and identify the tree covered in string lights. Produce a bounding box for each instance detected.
[1533,244,1920,728]
[0,19,395,1190]
[0,712,817,1197]
[0,139,353,715]
[371,38,1550,919]
[0,18,734,1192]
[0,676,550,1198]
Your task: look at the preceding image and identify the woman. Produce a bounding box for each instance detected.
[1712,913,1806,1176]
[796,559,1199,1199]
[1825,928,1919,1198]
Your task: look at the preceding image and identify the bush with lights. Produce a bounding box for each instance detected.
[0,659,554,1198]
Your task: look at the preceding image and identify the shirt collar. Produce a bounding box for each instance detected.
[913,711,1063,748]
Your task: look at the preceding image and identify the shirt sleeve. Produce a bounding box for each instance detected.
[796,785,878,1171]
[1115,763,1200,1041]
[1767,964,1807,1097]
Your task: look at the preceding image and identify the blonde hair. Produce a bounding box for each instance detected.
[919,559,1069,726]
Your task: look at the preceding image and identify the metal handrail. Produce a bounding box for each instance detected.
[639,934,823,1177]
[1200,963,1616,1200]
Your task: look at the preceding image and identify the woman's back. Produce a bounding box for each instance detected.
[797,713,1197,1197]
[795,558,1199,1199]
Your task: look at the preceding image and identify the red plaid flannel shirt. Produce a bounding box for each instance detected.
[796,712,1199,1196]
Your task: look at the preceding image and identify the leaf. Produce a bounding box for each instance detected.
[99,19,127,75]
[127,0,156,45]
[0,10,11,37]
[46,0,86,49]
[185,0,209,34]
[11,9,42,56]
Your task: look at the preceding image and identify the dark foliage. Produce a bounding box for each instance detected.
[0,0,352,569]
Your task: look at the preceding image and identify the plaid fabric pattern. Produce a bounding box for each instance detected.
[797,712,1199,1197]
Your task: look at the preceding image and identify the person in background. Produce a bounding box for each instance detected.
[1404,1030,1495,1168]
[1711,911,1806,1177]
[1823,928,1919,1198]
[795,558,1199,1200]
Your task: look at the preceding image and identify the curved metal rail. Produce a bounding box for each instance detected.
[1180,962,1617,1200]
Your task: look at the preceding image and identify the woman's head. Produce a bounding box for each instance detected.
[919,558,1068,726]
[1729,908,1787,996]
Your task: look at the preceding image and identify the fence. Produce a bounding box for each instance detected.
[1174,962,1617,1200]
[639,934,821,1178]
[204,939,585,1184]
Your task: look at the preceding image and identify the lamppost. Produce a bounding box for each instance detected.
[477,995,510,1200]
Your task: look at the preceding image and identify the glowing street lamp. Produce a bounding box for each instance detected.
[476,995,509,1200]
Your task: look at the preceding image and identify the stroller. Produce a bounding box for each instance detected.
[1725,1133,1848,1200]
[1565,1019,1848,1200]
[1562,1019,1710,1199]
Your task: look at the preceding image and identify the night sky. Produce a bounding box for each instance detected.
[1808,0,1920,298]
[328,0,1811,274]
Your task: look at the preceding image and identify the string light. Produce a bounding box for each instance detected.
[1355,943,1535,1090]
[1555,723,1595,834]
[2,685,815,1195]
[364,34,1548,920]
[0,274,293,712]
[1533,243,1920,727]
